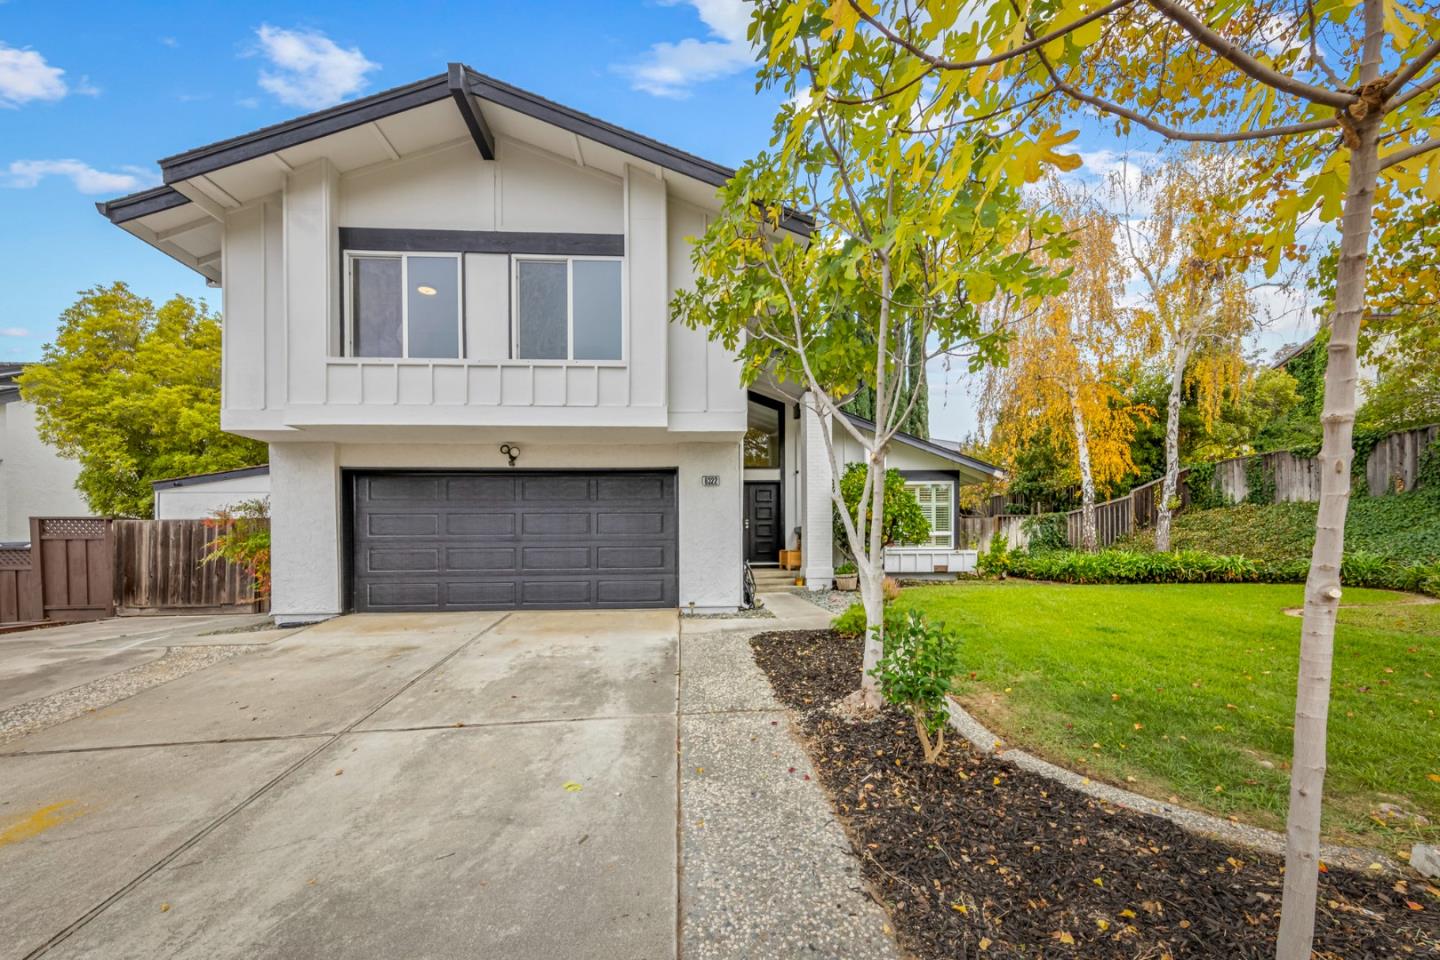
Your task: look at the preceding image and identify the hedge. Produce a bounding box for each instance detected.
[1000,548,1440,597]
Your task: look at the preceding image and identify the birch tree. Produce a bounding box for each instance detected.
[803,1,1440,953]
[1114,153,1253,550]
[673,21,1070,708]
[982,189,1151,548]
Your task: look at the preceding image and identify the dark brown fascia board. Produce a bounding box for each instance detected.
[340,227,622,256]
[95,184,192,224]
[447,63,495,160]
[150,463,270,490]
[158,72,453,183]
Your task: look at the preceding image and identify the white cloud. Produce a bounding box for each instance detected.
[0,42,68,107]
[4,159,156,194]
[616,0,757,99]
[252,24,378,110]
[1,327,29,337]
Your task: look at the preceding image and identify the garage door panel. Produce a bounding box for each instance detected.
[597,578,667,604]
[445,513,517,536]
[521,512,591,536]
[596,511,666,536]
[368,476,441,500]
[521,476,591,501]
[352,471,677,612]
[445,547,517,571]
[446,581,516,605]
[365,582,442,608]
[597,545,667,570]
[366,548,441,573]
[522,579,592,605]
[446,476,517,501]
[366,513,439,537]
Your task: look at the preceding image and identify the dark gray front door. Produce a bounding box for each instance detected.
[351,471,678,612]
[744,482,781,563]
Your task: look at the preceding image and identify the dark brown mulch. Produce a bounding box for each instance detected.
[750,629,1440,960]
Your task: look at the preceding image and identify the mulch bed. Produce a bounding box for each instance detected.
[751,629,1440,959]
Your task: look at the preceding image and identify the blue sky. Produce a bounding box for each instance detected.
[0,1,1318,441]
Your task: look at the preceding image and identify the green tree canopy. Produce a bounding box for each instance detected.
[19,282,266,517]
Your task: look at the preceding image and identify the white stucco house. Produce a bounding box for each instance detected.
[0,363,89,542]
[97,65,999,623]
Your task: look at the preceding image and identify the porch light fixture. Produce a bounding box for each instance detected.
[415,285,438,296]
[499,443,520,467]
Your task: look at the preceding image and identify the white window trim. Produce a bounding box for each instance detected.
[342,251,464,359]
[903,479,955,549]
[510,255,627,364]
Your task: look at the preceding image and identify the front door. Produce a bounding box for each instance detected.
[744,482,781,564]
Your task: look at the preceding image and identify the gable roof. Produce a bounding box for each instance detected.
[844,414,1003,480]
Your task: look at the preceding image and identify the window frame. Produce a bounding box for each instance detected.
[342,250,464,360]
[903,479,956,549]
[510,254,626,365]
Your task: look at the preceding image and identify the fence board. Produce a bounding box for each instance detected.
[113,518,267,616]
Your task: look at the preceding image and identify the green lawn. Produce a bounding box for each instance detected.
[892,581,1440,848]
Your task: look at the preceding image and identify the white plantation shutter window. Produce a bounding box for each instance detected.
[905,481,954,548]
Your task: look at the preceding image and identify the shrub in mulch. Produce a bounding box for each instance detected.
[750,629,1440,959]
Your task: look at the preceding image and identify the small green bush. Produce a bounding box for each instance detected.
[833,602,906,638]
[835,561,856,575]
[1021,513,1069,552]
[978,533,1011,577]
[870,611,965,763]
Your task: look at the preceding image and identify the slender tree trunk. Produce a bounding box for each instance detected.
[857,252,894,709]
[1275,8,1382,956]
[1067,385,1098,550]
[1154,342,1190,552]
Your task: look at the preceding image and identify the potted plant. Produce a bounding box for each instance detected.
[834,562,858,591]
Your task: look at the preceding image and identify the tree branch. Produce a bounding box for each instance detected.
[850,0,1137,72]
[1146,0,1355,108]
[1386,34,1440,97]
[1037,50,1340,142]
[1379,137,1440,170]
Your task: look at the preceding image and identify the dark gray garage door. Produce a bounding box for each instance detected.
[350,471,678,612]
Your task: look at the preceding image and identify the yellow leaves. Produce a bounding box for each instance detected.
[562,781,584,793]
[1005,126,1083,184]
[978,936,993,950]
[1054,930,1076,945]
[770,4,809,67]
[820,0,876,52]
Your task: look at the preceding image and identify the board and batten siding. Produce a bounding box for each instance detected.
[219,138,741,434]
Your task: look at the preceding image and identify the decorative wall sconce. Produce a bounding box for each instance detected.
[499,443,520,467]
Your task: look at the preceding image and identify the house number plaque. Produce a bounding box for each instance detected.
[701,475,721,487]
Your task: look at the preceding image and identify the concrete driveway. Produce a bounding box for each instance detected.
[0,611,679,960]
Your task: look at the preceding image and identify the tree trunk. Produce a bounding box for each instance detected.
[1275,9,1382,956]
[1154,343,1190,552]
[857,452,888,708]
[1068,385,1098,551]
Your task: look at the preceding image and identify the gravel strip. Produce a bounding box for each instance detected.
[791,588,857,615]
[682,605,776,620]
[0,645,254,746]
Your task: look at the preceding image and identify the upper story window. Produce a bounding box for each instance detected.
[513,257,623,362]
[744,398,782,468]
[345,252,462,359]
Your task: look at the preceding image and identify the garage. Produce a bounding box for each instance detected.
[349,470,678,612]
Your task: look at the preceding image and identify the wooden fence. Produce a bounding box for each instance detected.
[113,519,268,616]
[0,517,114,626]
[984,422,1440,551]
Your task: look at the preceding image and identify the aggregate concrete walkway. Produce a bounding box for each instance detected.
[2,605,897,960]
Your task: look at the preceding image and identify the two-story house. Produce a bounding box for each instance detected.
[98,65,999,623]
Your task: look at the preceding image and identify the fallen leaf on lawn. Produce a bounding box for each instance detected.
[1053,931,1075,944]
[978,937,992,950]
[951,903,968,913]
[1096,918,1110,931]
[1119,909,1136,918]
[1093,877,1104,887]
[563,781,583,792]
[1111,693,1120,701]
[1407,901,1424,911]
[1133,723,1143,731]
[1428,773,1440,784]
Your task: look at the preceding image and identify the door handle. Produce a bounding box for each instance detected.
[744,518,750,529]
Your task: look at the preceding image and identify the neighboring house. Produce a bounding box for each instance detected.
[97,64,1000,622]
[152,465,271,520]
[0,363,89,541]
